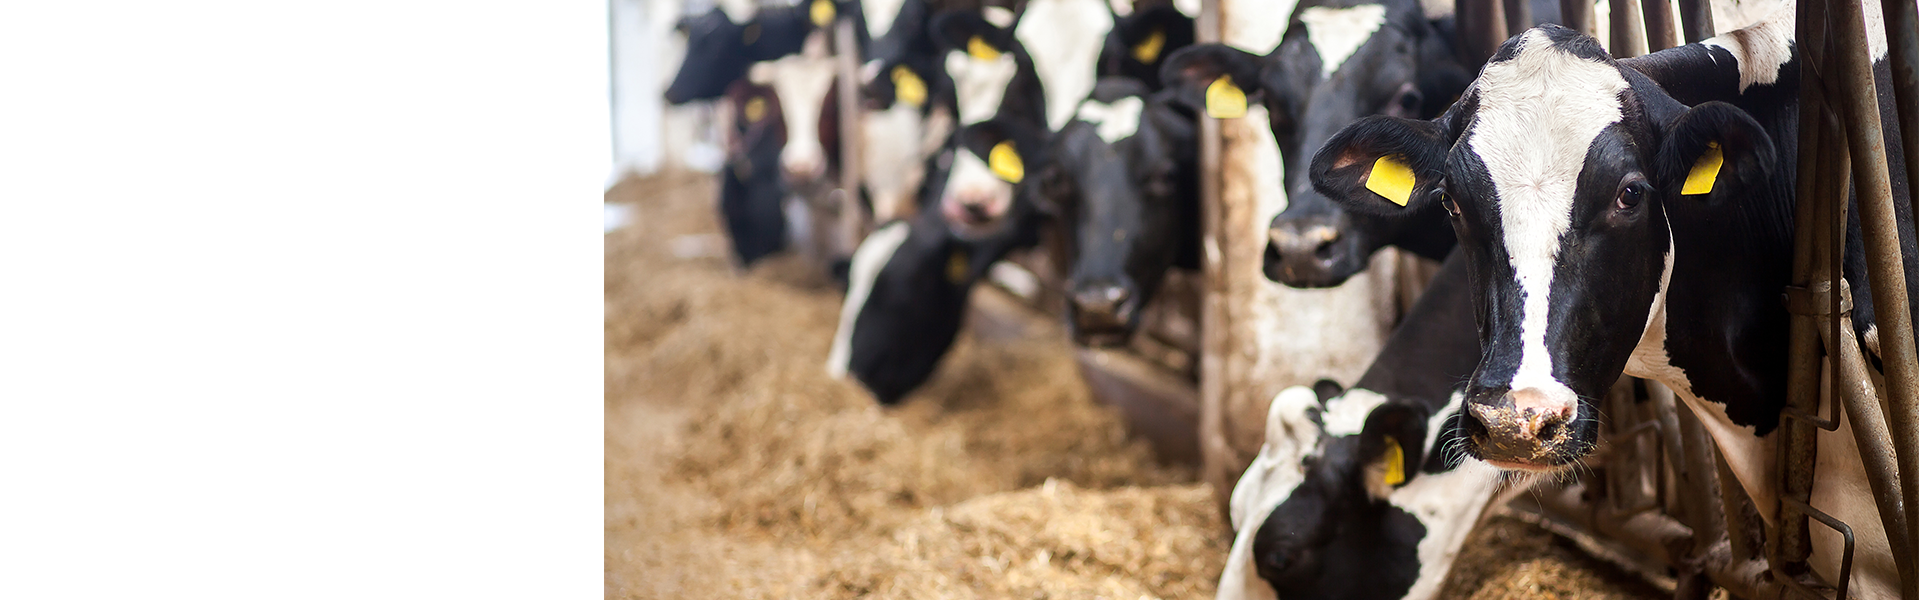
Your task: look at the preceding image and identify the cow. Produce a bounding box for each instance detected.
[1305,3,1913,595]
[663,0,822,105]
[825,191,1042,403]
[1101,3,1199,90]
[1156,0,1592,288]
[1218,250,1526,600]
[717,80,791,266]
[1041,77,1201,345]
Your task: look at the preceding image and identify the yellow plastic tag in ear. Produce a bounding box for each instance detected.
[989,141,1024,183]
[1366,156,1417,206]
[1205,75,1246,119]
[1682,141,1724,195]
[947,249,969,284]
[1131,28,1167,63]
[810,0,836,27]
[968,36,1001,61]
[1381,436,1406,486]
[744,97,767,123]
[891,65,927,107]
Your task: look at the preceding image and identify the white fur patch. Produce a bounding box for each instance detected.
[1321,387,1388,436]
[1223,0,1297,53]
[1467,30,1628,413]
[826,221,914,378]
[941,146,1015,217]
[1699,0,1795,91]
[945,49,1018,124]
[1016,0,1115,130]
[1218,387,1323,600]
[716,0,759,23]
[1393,460,1510,600]
[1108,0,1134,17]
[861,102,928,222]
[751,36,839,180]
[983,6,1016,28]
[1299,4,1388,80]
[864,0,906,41]
[1075,96,1145,142]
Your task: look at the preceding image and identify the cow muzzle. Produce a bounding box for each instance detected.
[1068,281,1137,346]
[1461,386,1583,471]
[1263,217,1354,288]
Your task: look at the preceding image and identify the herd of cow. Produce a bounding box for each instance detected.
[660,0,1915,597]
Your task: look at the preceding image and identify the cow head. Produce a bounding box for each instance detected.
[1160,0,1469,288]
[1100,4,1196,90]
[1308,25,1777,471]
[665,5,816,104]
[926,9,1049,240]
[1221,386,1476,600]
[1044,78,1198,346]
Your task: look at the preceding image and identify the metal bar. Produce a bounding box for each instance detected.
[1776,0,1835,572]
[1820,305,1916,595]
[1676,0,1714,43]
[834,17,863,240]
[1560,0,1595,38]
[1885,0,1918,208]
[1641,0,1678,51]
[1457,0,1509,64]
[1502,0,1531,36]
[1609,0,1649,57]
[1674,389,1729,556]
[1649,382,1703,531]
[1828,0,1920,595]
[1196,0,1229,517]
[1715,445,1754,561]
[1779,496,1855,600]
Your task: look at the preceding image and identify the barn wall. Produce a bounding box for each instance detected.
[609,0,726,184]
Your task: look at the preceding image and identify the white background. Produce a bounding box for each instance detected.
[0,2,603,597]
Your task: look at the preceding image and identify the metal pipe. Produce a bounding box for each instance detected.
[1609,0,1648,57]
[833,17,863,241]
[1822,307,1915,595]
[1559,0,1595,37]
[1884,0,1918,205]
[1502,0,1531,36]
[1458,0,1509,64]
[1196,0,1230,518]
[1641,0,1678,51]
[1648,382,1703,531]
[1676,0,1714,43]
[1828,2,1920,595]
[1714,446,1753,561]
[1673,392,1728,554]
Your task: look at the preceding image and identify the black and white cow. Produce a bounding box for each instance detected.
[1042,77,1201,345]
[1100,3,1198,90]
[1159,0,1574,288]
[1308,3,1913,594]
[1220,251,1522,600]
[718,80,791,266]
[825,192,1041,403]
[664,1,821,104]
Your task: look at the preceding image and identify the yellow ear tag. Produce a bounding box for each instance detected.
[947,249,969,284]
[1682,141,1724,195]
[968,36,1002,61]
[810,0,836,27]
[1205,75,1246,119]
[743,97,767,123]
[891,65,927,107]
[1366,156,1417,206]
[989,141,1024,183]
[1131,28,1167,63]
[1381,436,1406,486]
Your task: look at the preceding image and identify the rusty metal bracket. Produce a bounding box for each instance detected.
[1774,496,1854,600]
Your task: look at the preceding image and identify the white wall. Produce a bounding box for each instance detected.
[609,0,725,185]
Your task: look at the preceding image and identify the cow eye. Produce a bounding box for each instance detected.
[1431,188,1458,217]
[1616,178,1649,209]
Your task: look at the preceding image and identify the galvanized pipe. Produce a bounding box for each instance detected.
[1559,0,1595,37]
[1822,307,1916,595]
[1676,0,1714,43]
[1640,0,1678,51]
[1457,0,1509,65]
[1674,394,1728,554]
[834,17,863,240]
[1649,383,1704,531]
[1827,3,1920,595]
[1502,0,1531,36]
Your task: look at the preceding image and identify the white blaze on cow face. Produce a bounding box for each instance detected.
[1465,30,1629,416]
[940,146,1017,232]
[750,34,839,183]
[946,50,1018,125]
[1075,96,1145,143]
[1015,0,1115,130]
[716,0,759,23]
[826,221,914,379]
[1218,386,1324,600]
[1298,4,1388,80]
[864,0,906,40]
[1697,0,1796,92]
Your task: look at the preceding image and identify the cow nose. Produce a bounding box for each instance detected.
[1264,220,1346,287]
[1464,387,1577,469]
[1071,283,1132,319]
[782,153,826,183]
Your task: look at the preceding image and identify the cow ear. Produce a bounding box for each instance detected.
[1309,115,1449,217]
[930,10,1013,57]
[1115,6,1194,67]
[1656,101,1776,206]
[1158,44,1265,119]
[1359,402,1430,499]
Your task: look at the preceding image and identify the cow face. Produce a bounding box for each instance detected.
[748,32,843,191]
[1046,80,1198,346]
[1308,26,1777,471]
[665,5,815,104]
[1160,0,1469,288]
